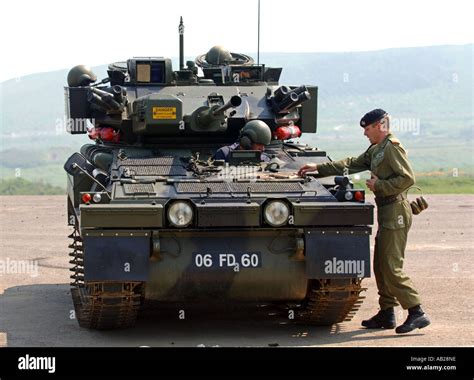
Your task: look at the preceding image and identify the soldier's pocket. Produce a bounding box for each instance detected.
[378,201,411,229]
[371,151,385,170]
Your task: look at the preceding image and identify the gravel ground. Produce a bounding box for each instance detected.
[0,195,472,347]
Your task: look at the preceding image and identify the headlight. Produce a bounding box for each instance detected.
[168,201,193,227]
[92,193,102,203]
[264,200,289,227]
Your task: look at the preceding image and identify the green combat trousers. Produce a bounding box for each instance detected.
[374,200,422,310]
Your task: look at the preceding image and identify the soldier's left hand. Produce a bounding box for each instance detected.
[366,174,378,191]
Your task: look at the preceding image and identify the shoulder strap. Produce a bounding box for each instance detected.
[388,135,401,145]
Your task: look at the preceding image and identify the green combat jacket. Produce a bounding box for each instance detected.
[315,133,415,199]
[315,133,415,230]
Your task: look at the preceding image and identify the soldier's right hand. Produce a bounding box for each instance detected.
[297,163,318,177]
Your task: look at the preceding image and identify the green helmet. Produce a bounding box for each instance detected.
[67,65,97,87]
[239,120,272,149]
[205,46,233,65]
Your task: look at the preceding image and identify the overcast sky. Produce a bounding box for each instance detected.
[1,0,472,82]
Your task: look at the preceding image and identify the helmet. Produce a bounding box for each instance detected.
[67,65,97,87]
[239,120,272,149]
[205,46,233,65]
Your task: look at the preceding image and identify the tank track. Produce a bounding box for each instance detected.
[68,226,144,329]
[296,278,366,325]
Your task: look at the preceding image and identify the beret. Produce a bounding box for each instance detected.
[360,108,387,127]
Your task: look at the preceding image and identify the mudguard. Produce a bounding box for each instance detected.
[305,227,371,279]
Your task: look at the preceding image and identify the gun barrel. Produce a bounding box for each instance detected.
[277,90,311,113]
[273,85,291,103]
[292,85,307,95]
[277,92,299,112]
[111,85,125,103]
[212,95,242,115]
[89,87,122,111]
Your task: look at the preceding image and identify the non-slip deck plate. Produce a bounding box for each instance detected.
[175,181,304,193]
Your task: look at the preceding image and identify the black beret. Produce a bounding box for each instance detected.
[360,108,387,127]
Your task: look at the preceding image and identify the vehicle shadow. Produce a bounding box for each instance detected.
[0,284,420,347]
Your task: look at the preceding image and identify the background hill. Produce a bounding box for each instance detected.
[0,44,472,191]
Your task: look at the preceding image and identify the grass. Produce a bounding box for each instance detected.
[0,164,66,188]
[352,175,474,194]
[0,178,65,195]
[0,174,471,195]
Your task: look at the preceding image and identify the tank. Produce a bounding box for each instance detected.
[63,18,374,329]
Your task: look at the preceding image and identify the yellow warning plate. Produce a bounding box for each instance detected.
[152,107,177,120]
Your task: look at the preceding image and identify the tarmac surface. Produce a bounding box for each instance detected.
[0,195,472,347]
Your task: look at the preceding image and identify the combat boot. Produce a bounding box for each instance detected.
[396,305,431,334]
[361,307,396,329]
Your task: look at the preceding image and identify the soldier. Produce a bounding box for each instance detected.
[297,109,431,334]
[213,120,272,162]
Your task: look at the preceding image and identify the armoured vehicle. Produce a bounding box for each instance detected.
[64,19,373,329]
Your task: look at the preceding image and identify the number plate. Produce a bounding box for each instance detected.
[192,252,262,269]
